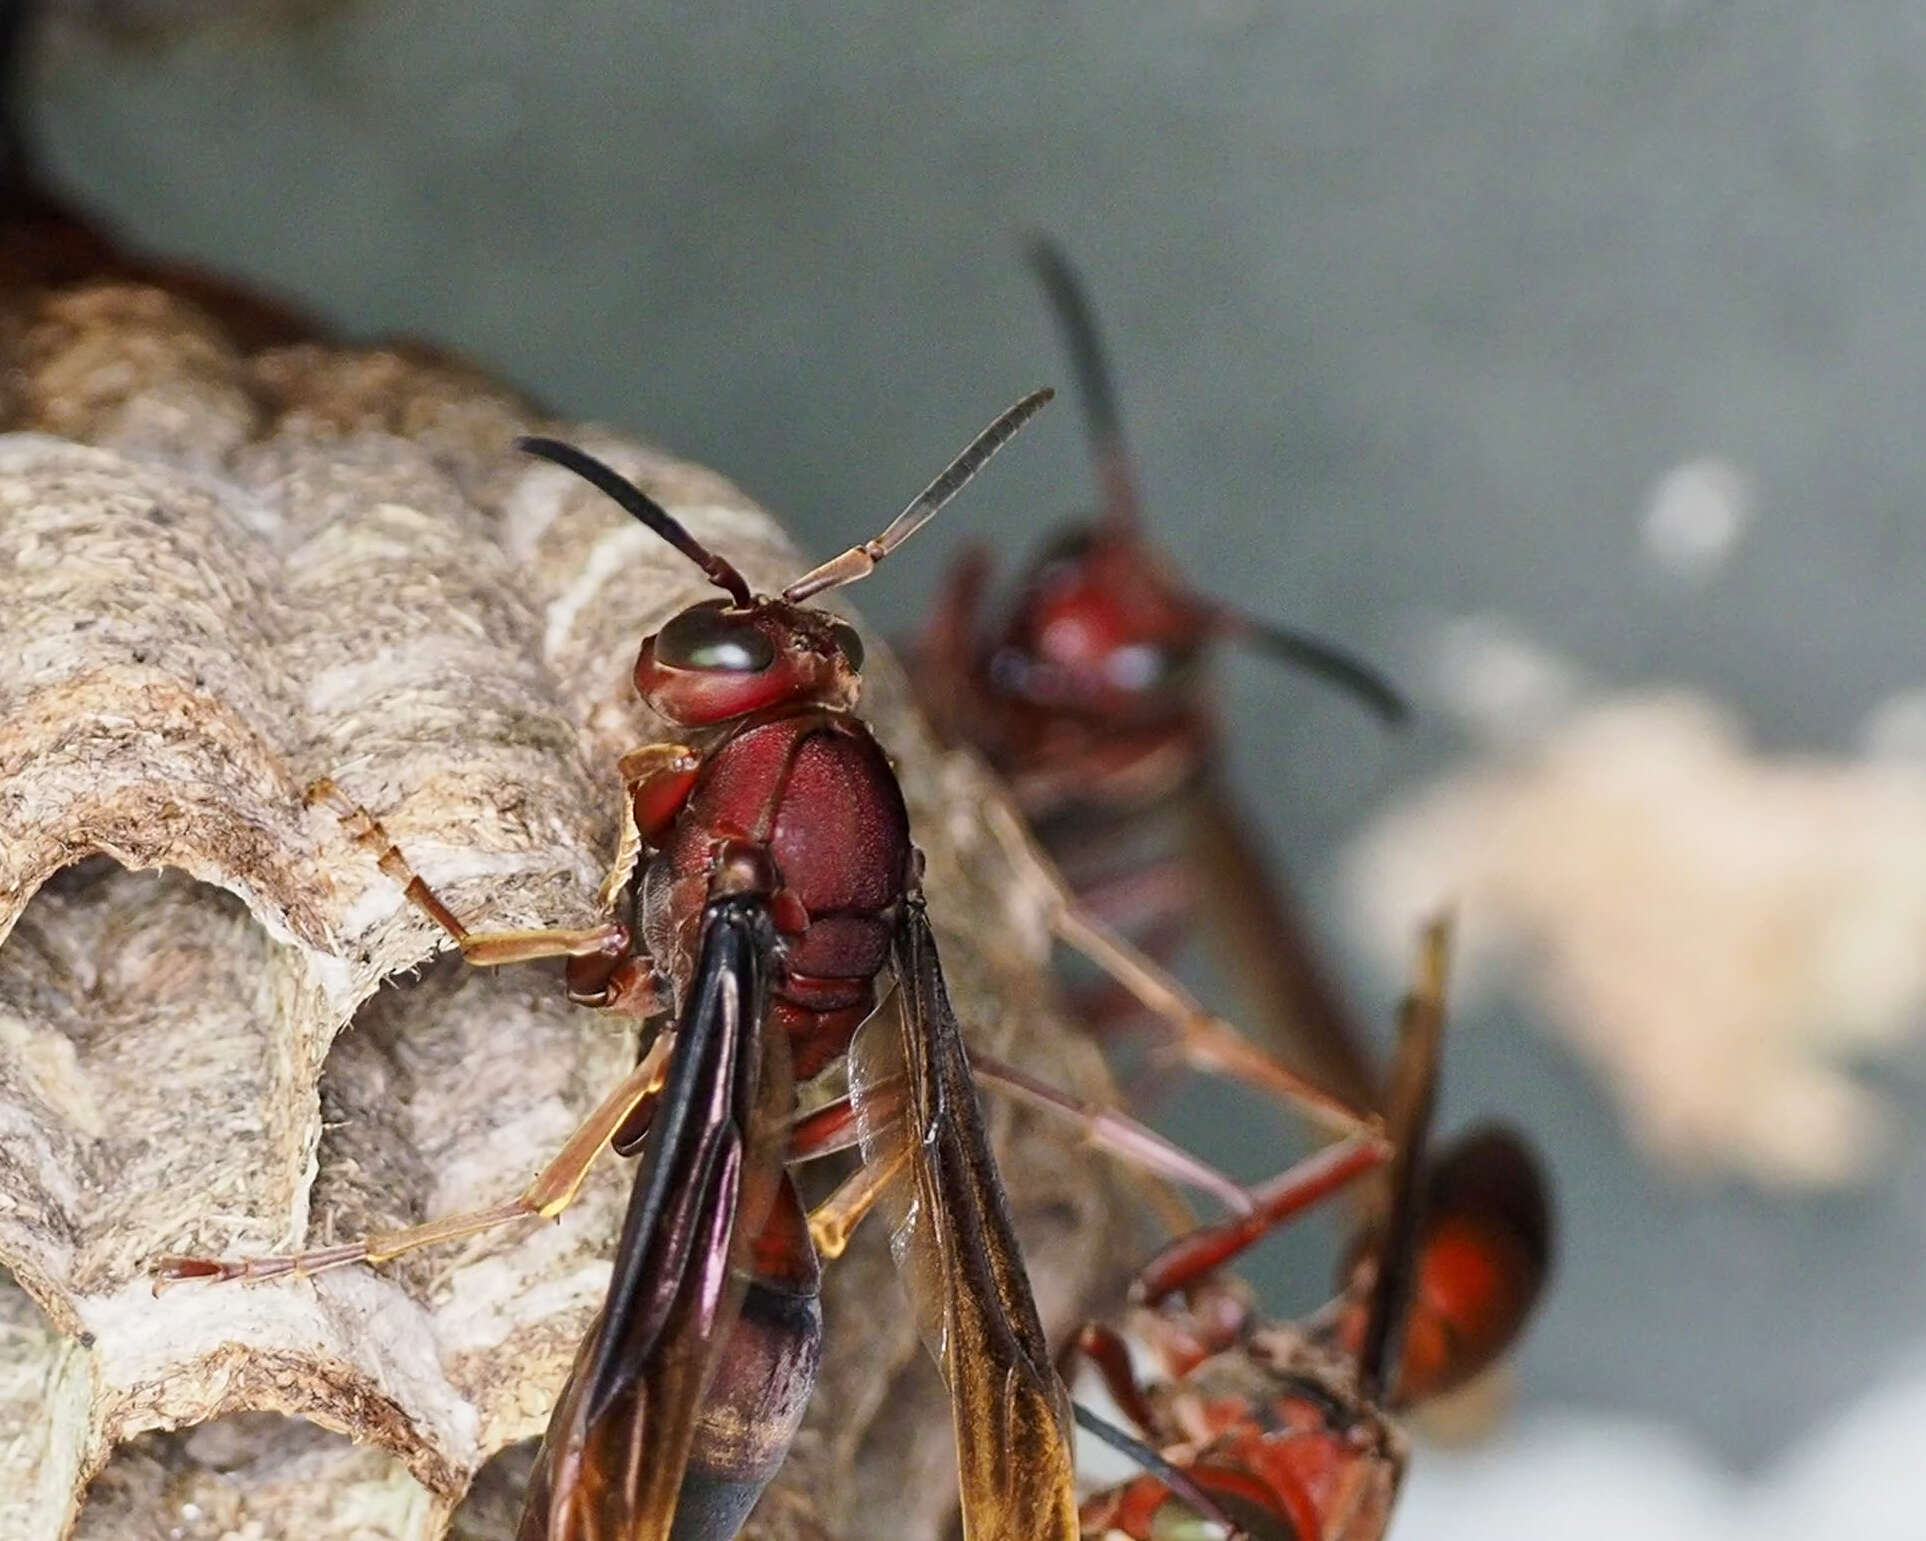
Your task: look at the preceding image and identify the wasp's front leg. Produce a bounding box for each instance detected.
[153,1030,676,1287]
[307,742,700,1012]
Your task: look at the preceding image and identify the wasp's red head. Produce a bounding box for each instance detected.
[990,524,1211,727]
[516,435,866,725]
[1013,238,1409,733]
[1086,1380,1401,1541]
[1335,1124,1553,1408]
[521,391,1052,729]
[634,596,865,725]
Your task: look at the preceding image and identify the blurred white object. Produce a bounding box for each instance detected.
[1859,687,1926,763]
[1347,687,1926,1185]
[1640,456,1755,581]
[1397,1346,1926,1540]
[1429,612,1585,746]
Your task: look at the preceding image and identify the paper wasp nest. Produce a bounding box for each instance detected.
[0,266,1128,1538]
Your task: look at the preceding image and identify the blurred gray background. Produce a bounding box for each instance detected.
[28,0,1926,1486]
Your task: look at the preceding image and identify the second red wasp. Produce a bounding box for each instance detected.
[913,240,1407,1116]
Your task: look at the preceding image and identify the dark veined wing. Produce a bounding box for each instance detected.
[846,899,1079,1541]
[1182,772,1384,1117]
[519,893,790,1541]
[1355,915,1449,1408]
[1313,926,1555,1417]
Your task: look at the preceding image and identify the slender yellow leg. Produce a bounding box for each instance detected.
[155,1034,675,1286]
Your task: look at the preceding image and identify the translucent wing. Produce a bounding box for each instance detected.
[846,900,1080,1541]
[1182,772,1385,1116]
[518,894,790,1541]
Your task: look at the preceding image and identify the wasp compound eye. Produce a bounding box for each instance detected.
[656,602,776,673]
[1151,1491,1299,1541]
[828,620,864,670]
[1105,640,1185,694]
[1149,1499,1223,1541]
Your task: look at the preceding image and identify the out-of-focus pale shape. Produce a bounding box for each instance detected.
[1192,0,1265,29]
[1766,1343,1926,1539]
[1395,1416,1735,1541]
[1396,1346,1926,1541]
[1347,686,1926,1185]
[1641,456,1753,580]
[1858,687,1926,763]
[441,76,523,152]
[1430,612,1584,745]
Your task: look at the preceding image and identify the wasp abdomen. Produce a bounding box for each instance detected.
[670,1281,823,1541]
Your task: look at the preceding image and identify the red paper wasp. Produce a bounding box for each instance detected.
[1071,920,1553,1540]
[912,240,1407,1116]
[156,390,1310,1541]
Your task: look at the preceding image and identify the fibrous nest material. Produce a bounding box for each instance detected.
[1347,685,1926,1188]
[0,230,1128,1539]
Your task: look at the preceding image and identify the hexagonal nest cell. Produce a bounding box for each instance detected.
[0,216,1130,1539]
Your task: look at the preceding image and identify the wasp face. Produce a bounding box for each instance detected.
[636,597,865,725]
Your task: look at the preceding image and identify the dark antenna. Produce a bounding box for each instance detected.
[1072,1404,1249,1541]
[518,436,755,608]
[1027,235,1141,532]
[781,388,1054,602]
[1355,912,1451,1407]
[1029,236,1410,732]
[1208,604,1411,726]
[0,0,37,211]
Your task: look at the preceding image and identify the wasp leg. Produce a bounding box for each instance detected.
[1131,1132,1387,1307]
[153,1031,675,1287]
[966,1052,1250,1232]
[785,1056,1246,1239]
[1062,1321,1161,1440]
[1062,1327,1257,1539]
[306,774,682,1011]
[984,796,1377,1141]
[785,1088,912,1264]
[307,772,631,945]
[805,1142,914,1260]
